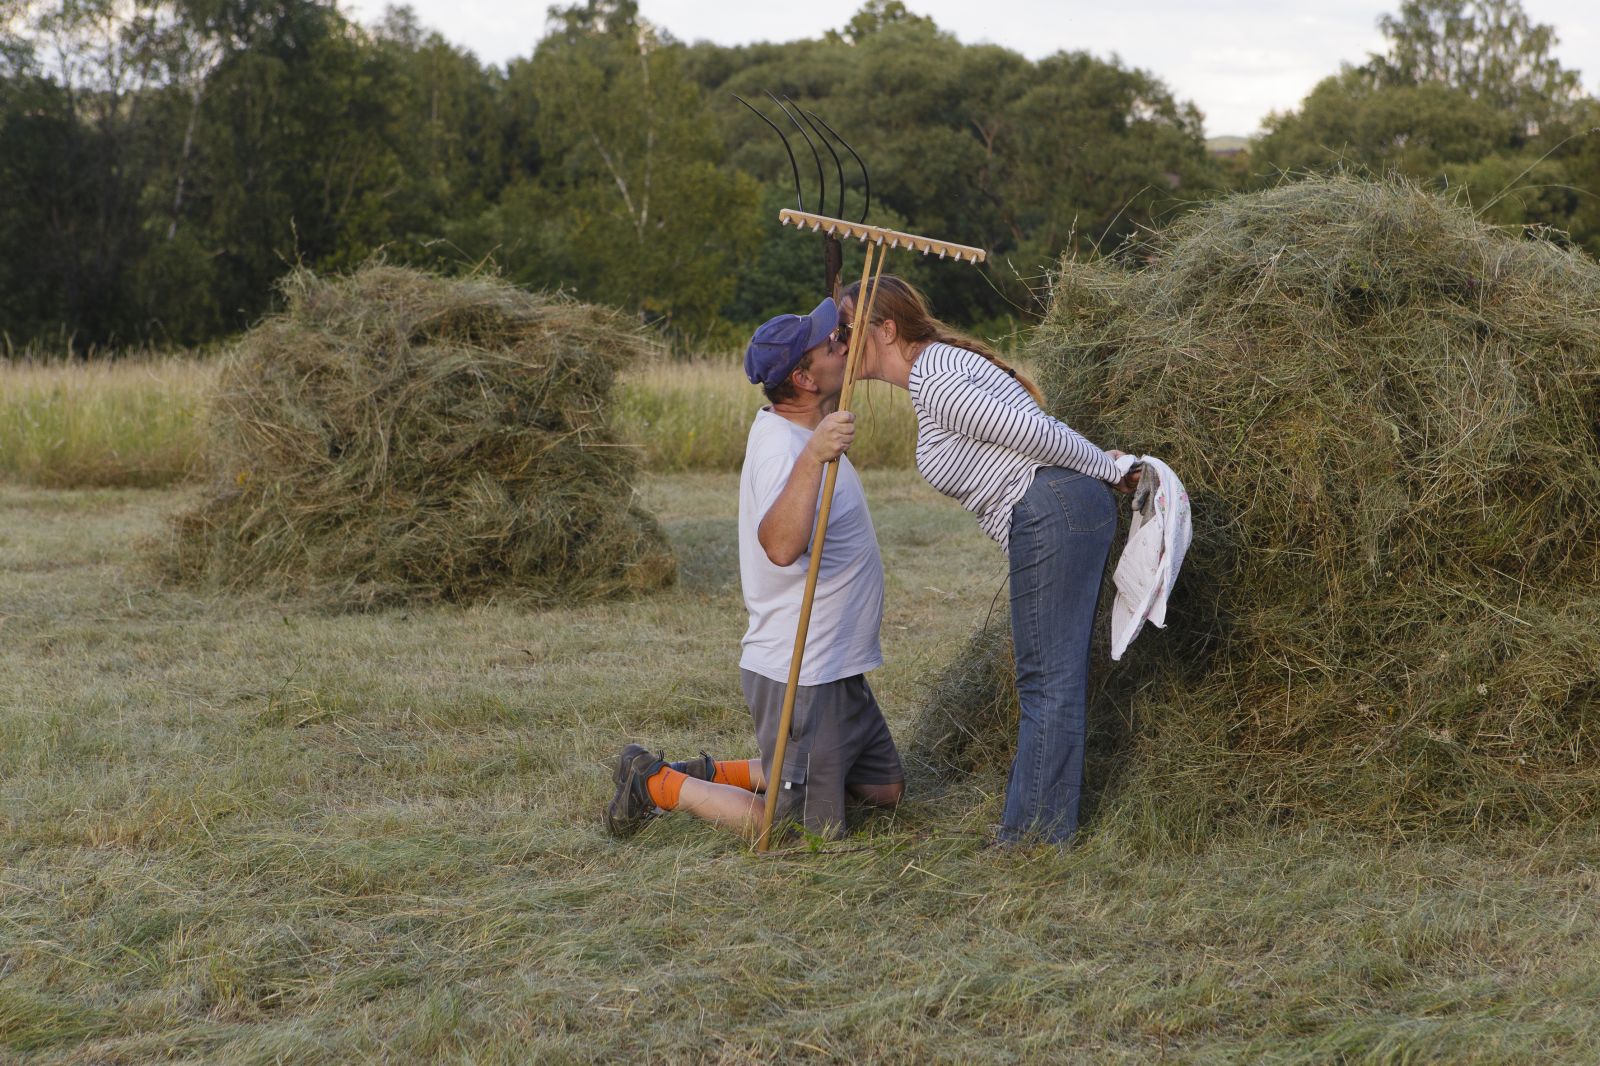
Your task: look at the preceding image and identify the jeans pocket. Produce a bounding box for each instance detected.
[1046,471,1114,533]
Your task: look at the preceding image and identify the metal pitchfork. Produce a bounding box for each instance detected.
[735,94,988,852]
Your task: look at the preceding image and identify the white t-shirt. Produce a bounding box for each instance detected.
[739,408,884,685]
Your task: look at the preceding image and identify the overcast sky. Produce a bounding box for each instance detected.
[341,0,1598,137]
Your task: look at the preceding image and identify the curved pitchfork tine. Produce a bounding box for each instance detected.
[804,109,871,224]
[795,106,845,221]
[766,93,825,225]
[731,92,804,212]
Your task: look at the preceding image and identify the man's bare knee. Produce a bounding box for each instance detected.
[850,781,904,807]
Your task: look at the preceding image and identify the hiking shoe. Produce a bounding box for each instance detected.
[669,750,716,781]
[604,743,666,838]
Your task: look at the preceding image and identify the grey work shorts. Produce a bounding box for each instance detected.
[741,669,905,839]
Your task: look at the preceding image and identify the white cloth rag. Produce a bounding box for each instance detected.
[1110,455,1191,660]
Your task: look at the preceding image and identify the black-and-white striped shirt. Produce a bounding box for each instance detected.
[909,343,1118,549]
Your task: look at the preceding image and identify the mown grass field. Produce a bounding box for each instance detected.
[5,460,1600,1062]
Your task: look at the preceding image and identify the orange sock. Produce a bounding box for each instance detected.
[646,766,687,809]
[713,759,755,791]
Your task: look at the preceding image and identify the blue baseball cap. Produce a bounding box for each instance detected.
[744,297,839,388]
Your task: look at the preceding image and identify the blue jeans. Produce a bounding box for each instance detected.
[999,467,1116,844]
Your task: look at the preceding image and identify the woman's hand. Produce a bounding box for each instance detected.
[1107,449,1141,496]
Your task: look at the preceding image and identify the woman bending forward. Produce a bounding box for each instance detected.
[841,275,1137,845]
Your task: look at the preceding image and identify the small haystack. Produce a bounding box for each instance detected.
[917,178,1600,834]
[167,266,675,608]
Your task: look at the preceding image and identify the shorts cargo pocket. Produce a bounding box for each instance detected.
[774,756,808,827]
[779,756,807,791]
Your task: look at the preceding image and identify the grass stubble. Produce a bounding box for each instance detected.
[3,473,1599,1063]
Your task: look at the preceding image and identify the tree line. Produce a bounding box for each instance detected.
[1,0,1593,352]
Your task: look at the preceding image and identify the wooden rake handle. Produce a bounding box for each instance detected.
[754,213,987,852]
[755,243,888,852]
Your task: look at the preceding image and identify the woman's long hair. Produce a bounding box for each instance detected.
[842,275,1045,405]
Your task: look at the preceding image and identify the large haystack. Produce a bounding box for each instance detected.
[917,178,1600,834]
[167,266,675,608]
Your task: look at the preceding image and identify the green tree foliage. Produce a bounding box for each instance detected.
[1258,70,1515,173]
[175,0,393,328]
[1005,51,1213,260]
[1558,99,1600,257]
[697,15,1218,327]
[370,8,509,247]
[0,56,79,344]
[1253,0,1597,254]
[0,0,512,346]
[0,0,1226,348]
[0,0,179,345]
[823,0,936,45]
[517,0,762,337]
[1371,0,1583,131]
[24,1,1582,349]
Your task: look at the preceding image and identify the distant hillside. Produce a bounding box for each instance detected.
[1207,136,1250,155]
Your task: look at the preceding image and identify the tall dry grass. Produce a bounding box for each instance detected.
[0,357,214,488]
[616,358,918,471]
[1,354,922,489]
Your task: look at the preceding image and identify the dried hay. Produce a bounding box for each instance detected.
[916,178,1600,834]
[165,266,675,608]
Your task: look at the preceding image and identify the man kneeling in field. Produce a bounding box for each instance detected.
[604,296,905,842]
